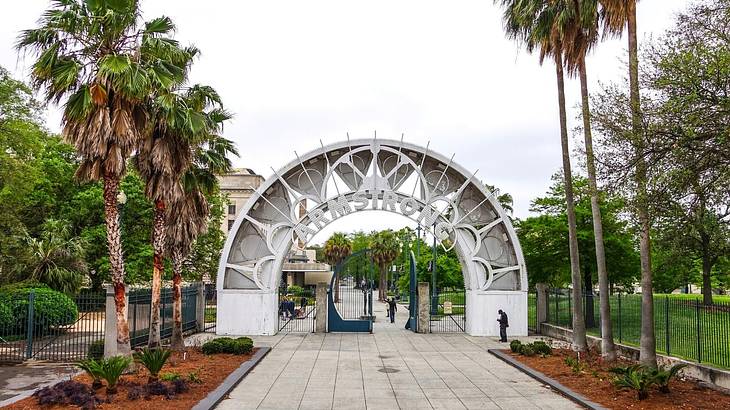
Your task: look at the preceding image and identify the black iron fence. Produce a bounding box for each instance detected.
[128,286,198,348]
[429,288,466,333]
[204,284,216,332]
[528,292,537,333]
[542,290,730,369]
[0,290,105,363]
[278,287,316,333]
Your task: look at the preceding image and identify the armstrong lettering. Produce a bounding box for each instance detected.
[292,189,450,243]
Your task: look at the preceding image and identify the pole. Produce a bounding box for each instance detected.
[416,224,421,258]
[431,224,438,315]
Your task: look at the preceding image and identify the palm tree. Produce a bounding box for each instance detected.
[323,233,352,302]
[136,81,220,348]
[600,0,655,368]
[18,0,190,355]
[562,0,617,361]
[370,230,400,301]
[25,219,87,294]
[166,109,235,350]
[495,0,587,351]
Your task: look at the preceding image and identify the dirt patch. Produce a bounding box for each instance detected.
[4,348,256,409]
[508,348,730,410]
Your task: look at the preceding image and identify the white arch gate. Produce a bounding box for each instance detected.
[216,138,528,336]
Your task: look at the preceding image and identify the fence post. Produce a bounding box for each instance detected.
[104,284,129,358]
[417,282,430,334]
[315,282,328,333]
[195,282,205,332]
[665,296,670,355]
[25,290,35,360]
[554,289,558,324]
[536,284,549,333]
[695,300,701,363]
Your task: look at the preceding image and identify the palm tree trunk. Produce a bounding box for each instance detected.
[555,51,587,351]
[103,173,131,356]
[379,265,387,301]
[148,199,166,348]
[627,1,657,369]
[171,249,185,350]
[578,57,616,360]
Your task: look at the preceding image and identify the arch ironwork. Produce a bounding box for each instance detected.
[216,138,528,336]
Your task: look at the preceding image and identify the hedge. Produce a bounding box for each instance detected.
[201,337,253,355]
[0,285,78,334]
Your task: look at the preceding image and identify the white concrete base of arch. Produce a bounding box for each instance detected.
[215,289,527,337]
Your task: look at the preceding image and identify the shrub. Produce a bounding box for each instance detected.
[160,372,181,382]
[287,285,304,295]
[172,379,189,394]
[0,303,13,329]
[187,371,202,384]
[33,380,100,408]
[146,381,174,399]
[532,340,552,356]
[612,365,655,400]
[565,356,586,374]
[520,344,535,357]
[201,336,254,355]
[509,340,522,353]
[76,359,104,389]
[134,348,172,383]
[98,355,132,394]
[0,285,78,334]
[87,340,104,360]
[650,363,687,393]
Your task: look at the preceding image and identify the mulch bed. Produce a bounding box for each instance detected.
[508,347,730,410]
[5,348,256,409]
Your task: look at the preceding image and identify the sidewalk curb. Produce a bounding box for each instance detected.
[192,346,271,410]
[488,349,607,410]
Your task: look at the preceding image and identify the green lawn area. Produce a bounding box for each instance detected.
[205,306,216,322]
[532,292,730,369]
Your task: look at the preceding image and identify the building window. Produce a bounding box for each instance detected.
[228,220,234,231]
[228,204,236,215]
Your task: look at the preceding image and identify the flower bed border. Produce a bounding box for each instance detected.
[191,346,270,410]
[488,349,607,410]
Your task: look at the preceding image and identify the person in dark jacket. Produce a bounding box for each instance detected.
[386,298,397,323]
[497,309,509,342]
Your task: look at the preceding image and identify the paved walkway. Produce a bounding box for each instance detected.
[214,296,577,410]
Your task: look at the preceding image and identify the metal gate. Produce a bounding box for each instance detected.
[278,287,316,333]
[328,249,373,332]
[429,288,466,333]
[0,290,105,363]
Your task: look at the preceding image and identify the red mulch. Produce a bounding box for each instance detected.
[5,348,256,410]
[508,347,730,410]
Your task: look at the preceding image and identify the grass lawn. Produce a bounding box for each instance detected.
[532,292,730,369]
[205,306,216,322]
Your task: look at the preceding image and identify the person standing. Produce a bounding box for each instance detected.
[497,309,509,342]
[387,298,397,323]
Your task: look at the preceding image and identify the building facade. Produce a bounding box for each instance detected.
[218,168,265,234]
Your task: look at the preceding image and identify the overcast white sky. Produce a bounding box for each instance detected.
[0,0,688,243]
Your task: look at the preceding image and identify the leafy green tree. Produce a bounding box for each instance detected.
[516,174,640,294]
[25,219,87,294]
[19,0,193,356]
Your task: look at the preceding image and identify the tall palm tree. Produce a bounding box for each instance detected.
[495,0,587,351]
[26,219,87,294]
[562,0,617,361]
[370,230,400,301]
[136,82,220,348]
[165,97,235,350]
[600,0,655,368]
[324,232,352,302]
[18,0,189,355]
